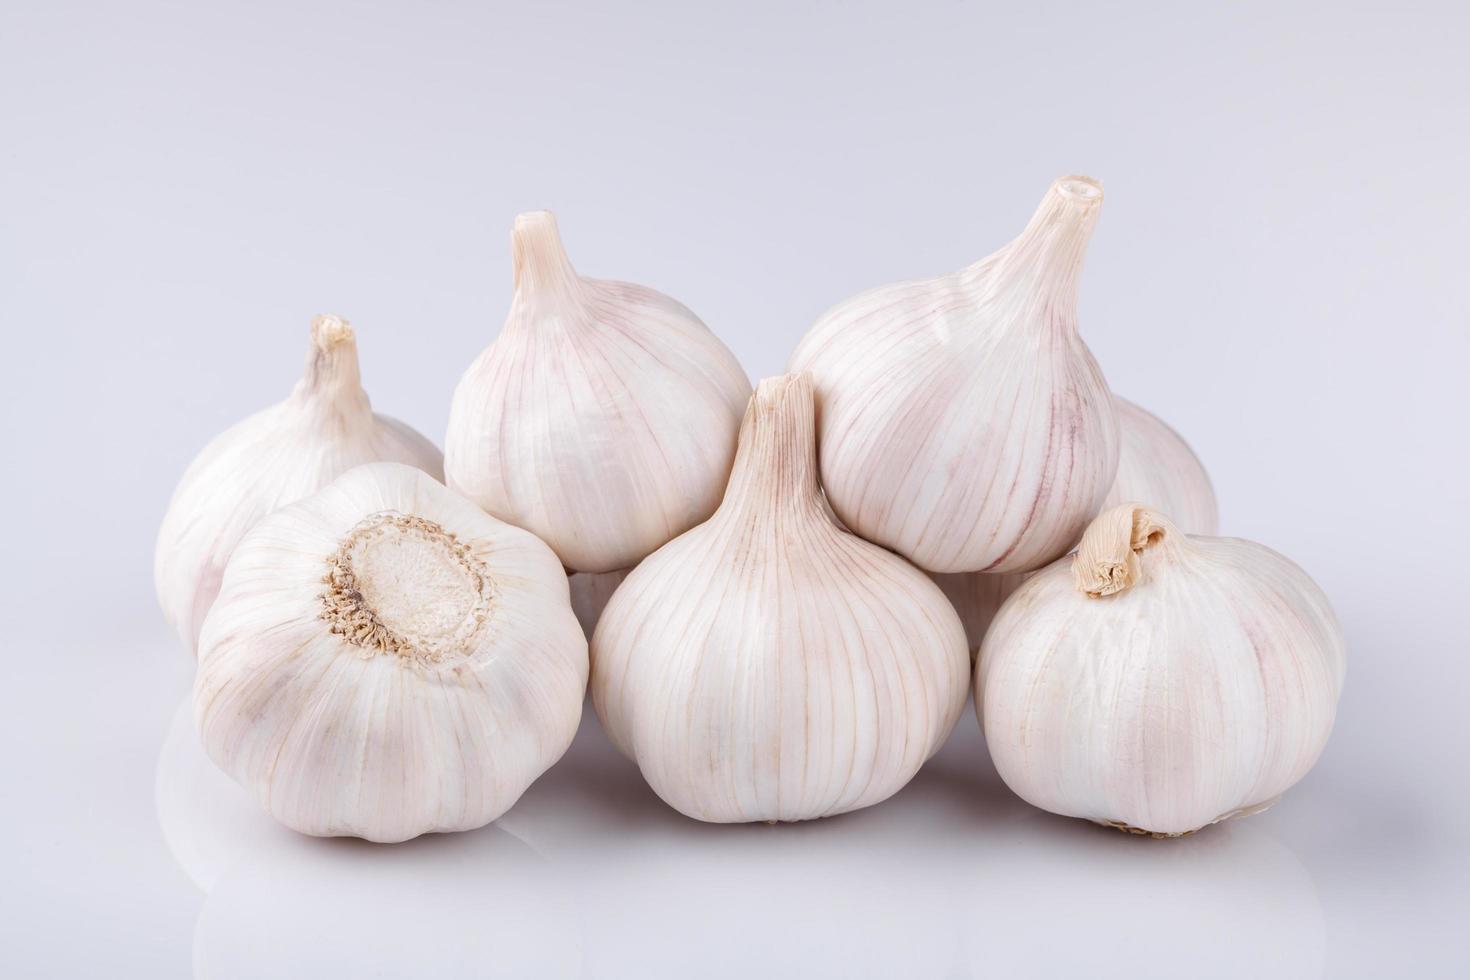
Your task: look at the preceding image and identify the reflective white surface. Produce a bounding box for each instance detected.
[4,0,1468,976]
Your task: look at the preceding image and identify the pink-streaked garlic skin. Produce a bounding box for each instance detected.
[194,463,587,844]
[568,568,631,639]
[789,176,1119,575]
[591,374,970,824]
[1105,397,1219,535]
[444,210,752,574]
[976,508,1345,837]
[154,316,443,656]
[928,571,1027,658]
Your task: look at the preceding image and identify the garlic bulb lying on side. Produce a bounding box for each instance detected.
[445,211,752,573]
[928,572,1026,658]
[195,462,587,843]
[978,504,1345,837]
[592,373,970,823]
[155,315,443,655]
[569,569,631,638]
[1105,397,1218,535]
[789,176,1119,574]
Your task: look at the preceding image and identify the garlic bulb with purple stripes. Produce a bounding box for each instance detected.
[977,503,1345,837]
[789,176,1119,574]
[591,373,970,823]
[444,210,751,573]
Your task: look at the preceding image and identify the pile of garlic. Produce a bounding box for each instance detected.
[158,179,1343,843]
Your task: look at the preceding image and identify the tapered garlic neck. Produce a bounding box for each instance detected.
[293,315,372,418]
[511,210,582,300]
[719,372,824,520]
[1072,503,1183,597]
[321,512,495,663]
[977,175,1102,321]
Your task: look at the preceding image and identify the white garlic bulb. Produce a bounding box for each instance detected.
[928,572,1026,657]
[592,373,970,823]
[155,315,443,655]
[195,462,587,843]
[568,569,631,638]
[978,503,1345,837]
[444,211,752,573]
[789,175,1119,574]
[1105,397,1218,535]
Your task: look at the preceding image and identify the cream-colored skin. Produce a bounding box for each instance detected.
[154,316,443,656]
[789,176,1119,574]
[933,396,1218,655]
[444,211,752,573]
[977,504,1345,837]
[1104,397,1219,535]
[194,463,588,843]
[568,568,631,638]
[592,373,970,824]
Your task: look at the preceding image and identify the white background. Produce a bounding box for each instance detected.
[2,1,1466,977]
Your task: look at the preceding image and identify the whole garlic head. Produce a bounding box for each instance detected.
[1105,397,1218,535]
[444,211,752,573]
[977,504,1345,837]
[194,462,588,843]
[591,373,970,823]
[155,315,443,655]
[789,176,1119,574]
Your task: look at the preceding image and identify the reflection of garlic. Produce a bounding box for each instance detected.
[195,462,587,843]
[592,373,969,823]
[1105,398,1218,535]
[978,503,1345,837]
[569,569,630,638]
[155,315,442,655]
[929,572,1026,657]
[790,176,1119,574]
[445,211,751,573]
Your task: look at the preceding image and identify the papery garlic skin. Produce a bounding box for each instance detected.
[978,504,1345,837]
[592,373,970,823]
[444,211,752,573]
[569,569,631,638]
[1105,398,1218,535]
[789,176,1119,574]
[195,463,587,843]
[929,572,1026,658]
[155,316,443,655]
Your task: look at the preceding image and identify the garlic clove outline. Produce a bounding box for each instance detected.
[789,176,1120,574]
[591,372,971,823]
[977,503,1345,837]
[444,210,752,573]
[154,315,443,655]
[194,462,588,843]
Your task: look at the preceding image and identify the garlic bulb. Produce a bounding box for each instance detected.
[928,572,1026,657]
[1105,397,1218,535]
[444,211,752,573]
[789,175,1119,574]
[195,462,587,843]
[569,569,631,638]
[155,315,443,655]
[591,373,970,823]
[977,503,1345,837]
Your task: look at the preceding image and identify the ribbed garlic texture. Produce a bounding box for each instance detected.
[591,373,970,823]
[444,211,752,573]
[155,315,443,654]
[1104,397,1218,534]
[194,462,587,843]
[977,504,1345,837]
[789,176,1119,574]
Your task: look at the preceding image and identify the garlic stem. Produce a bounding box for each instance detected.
[981,174,1102,317]
[1072,502,1179,598]
[720,372,823,518]
[511,210,581,299]
[294,314,369,414]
